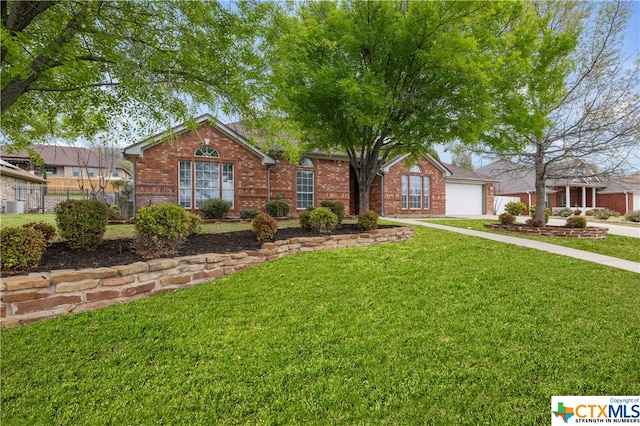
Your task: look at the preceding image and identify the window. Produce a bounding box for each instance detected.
[72,167,80,177]
[401,165,430,210]
[178,159,234,209]
[16,180,26,201]
[111,168,119,177]
[88,167,95,178]
[45,167,57,176]
[296,170,314,209]
[195,145,219,157]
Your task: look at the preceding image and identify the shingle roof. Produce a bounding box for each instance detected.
[0,145,104,168]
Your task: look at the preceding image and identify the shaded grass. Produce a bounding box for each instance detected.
[425,219,640,262]
[0,214,313,240]
[2,227,639,424]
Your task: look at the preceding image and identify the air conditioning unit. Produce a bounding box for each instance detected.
[4,201,24,214]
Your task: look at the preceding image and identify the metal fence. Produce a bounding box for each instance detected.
[3,184,133,219]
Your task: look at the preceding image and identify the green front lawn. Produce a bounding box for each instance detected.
[424,219,640,263]
[2,227,638,424]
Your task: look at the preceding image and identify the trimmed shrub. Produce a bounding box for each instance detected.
[265,200,290,218]
[525,218,546,227]
[199,198,232,219]
[1,226,47,271]
[499,212,516,225]
[308,207,338,234]
[504,201,526,216]
[586,209,596,216]
[593,208,620,220]
[55,200,110,250]
[21,221,56,243]
[134,203,201,258]
[558,207,574,217]
[319,200,345,224]
[565,216,587,228]
[529,205,550,224]
[252,213,278,241]
[299,210,312,230]
[625,210,640,223]
[240,209,259,220]
[358,211,379,231]
[108,205,120,220]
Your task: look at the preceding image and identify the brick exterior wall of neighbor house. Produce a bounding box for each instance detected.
[596,193,634,214]
[485,183,495,215]
[380,157,447,216]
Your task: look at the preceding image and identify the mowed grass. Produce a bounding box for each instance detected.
[0,213,309,240]
[424,219,640,263]
[2,227,639,424]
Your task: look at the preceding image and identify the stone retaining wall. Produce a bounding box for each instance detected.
[1,227,414,328]
[484,223,608,238]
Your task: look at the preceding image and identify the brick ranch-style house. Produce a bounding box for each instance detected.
[477,160,640,215]
[123,114,496,217]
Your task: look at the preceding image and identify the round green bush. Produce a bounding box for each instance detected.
[625,210,640,222]
[308,207,338,234]
[265,200,290,218]
[319,200,345,224]
[299,210,312,230]
[199,198,232,219]
[1,226,47,271]
[499,212,516,225]
[558,207,574,217]
[55,200,110,250]
[135,203,201,258]
[358,211,379,231]
[593,208,620,220]
[240,209,259,220]
[21,221,57,243]
[529,205,550,224]
[504,201,526,216]
[252,213,278,241]
[565,216,587,228]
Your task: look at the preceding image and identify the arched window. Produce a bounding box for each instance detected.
[401,164,430,210]
[296,158,314,208]
[179,144,233,209]
[299,157,314,167]
[195,145,219,157]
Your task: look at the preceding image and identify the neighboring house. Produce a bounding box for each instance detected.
[0,145,131,192]
[124,114,496,216]
[477,160,639,214]
[0,159,47,213]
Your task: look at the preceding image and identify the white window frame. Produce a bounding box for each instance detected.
[296,170,314,209]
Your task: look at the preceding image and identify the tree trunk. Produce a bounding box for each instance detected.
[351,159,379,214]
[534,143,547,223]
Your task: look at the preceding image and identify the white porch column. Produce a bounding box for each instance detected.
[566,185,571,208]
[592,187,596,209]
[582,186,586,214]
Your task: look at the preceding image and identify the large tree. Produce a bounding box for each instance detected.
[1,0,276,149]
[479,0,640,222]
[264,0,546,213]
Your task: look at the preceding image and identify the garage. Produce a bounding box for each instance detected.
[445,183,484,215]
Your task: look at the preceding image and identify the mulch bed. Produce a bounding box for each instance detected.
[13,224,391,275]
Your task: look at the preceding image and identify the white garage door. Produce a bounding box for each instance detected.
[634,193,640,211]
[446,183,483,215]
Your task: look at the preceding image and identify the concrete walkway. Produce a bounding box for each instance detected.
[387,217,640,274]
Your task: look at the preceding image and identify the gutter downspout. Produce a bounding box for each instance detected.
[624,191,628,214]
[380,173,385,217]
[266,164,275,203]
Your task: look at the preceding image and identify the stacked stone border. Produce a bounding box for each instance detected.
[1,226,414,328]
[484,223,608,239]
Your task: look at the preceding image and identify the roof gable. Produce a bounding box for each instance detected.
[124,114,276,165]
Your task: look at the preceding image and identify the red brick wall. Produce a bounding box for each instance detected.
[596,193,631,215]
[134,123,268,212]
[380,157,446,216]
[133,124,352,215]
[267,156,351,215]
